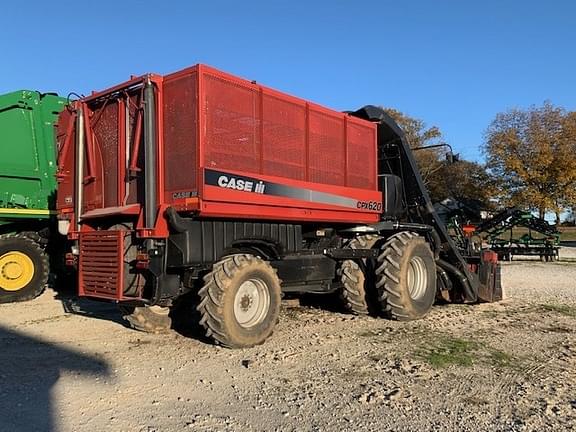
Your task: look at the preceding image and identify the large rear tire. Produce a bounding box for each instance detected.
[376,232,436,320]
[197,254,281,348]
[338,234,379,315]
[0,234,49,304]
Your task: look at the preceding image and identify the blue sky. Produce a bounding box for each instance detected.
[2,1,574,161]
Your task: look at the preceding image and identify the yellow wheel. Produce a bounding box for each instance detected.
[0,235,48,304]
[0,251,35,291]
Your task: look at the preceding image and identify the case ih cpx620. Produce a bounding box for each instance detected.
[57,65,501,348]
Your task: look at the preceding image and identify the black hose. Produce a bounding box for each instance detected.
[165,207,190,233]
[437,259,477,302]
[430,229,442,260]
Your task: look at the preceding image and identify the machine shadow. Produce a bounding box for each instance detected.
[297,292,350,314]
[56,289,214,345]
[0,325,111,432]
[57,293,128,327]
[169,293,214,344]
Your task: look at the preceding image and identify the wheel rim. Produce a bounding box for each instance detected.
[407,256,428,300]
[0,251,35,291]
[234,278,270,328]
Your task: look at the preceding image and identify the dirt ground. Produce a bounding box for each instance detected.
[1,254,575,432]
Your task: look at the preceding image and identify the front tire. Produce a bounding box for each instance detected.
[376,232,436,320]
[197,254,281,348]
[0,234,49,304]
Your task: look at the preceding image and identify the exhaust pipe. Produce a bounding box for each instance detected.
[143,77,157,229]
[74,104,85,231]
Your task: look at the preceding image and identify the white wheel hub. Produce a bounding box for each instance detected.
[234,278,270,328]
[407,256,428,300]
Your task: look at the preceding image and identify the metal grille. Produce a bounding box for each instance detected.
[92,102,119,207]
[346,122,376,189]
[164,72,198,193]
[262,93,306,180]
[308,109,345,186]
[204,74,260,173]
[79,231,124,299]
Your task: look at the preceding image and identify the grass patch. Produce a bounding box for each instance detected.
[538,304,576,318]
[415,335,523,370]
[559,227,576,242]
[482,304,576,319]
[417,336,480,368]
[487,349,517,368]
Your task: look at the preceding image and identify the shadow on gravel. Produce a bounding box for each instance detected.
[57,294,127,327]
[0,325,111,432]
[298,292,349,313]
[53,291,351,346]
[169,293,213,344]
[56,291,214,345]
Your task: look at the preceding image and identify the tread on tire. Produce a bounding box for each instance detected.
[376,231,436,320]
[0,234,49,304]
[197,254,281,348]
[338,234,380,315]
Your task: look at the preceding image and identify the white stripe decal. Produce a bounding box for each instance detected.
[0,208,54,216]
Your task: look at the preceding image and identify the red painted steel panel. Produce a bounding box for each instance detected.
[261,92,306,181]
[57,64,381,235]
[346,120,377,189]
[55,109,76,213]
[308,107,346,186]
[163,71,198,193]
[125,90,144,205]
[92,101,119,207]
[200,199,381,224]
[203,73,261,174]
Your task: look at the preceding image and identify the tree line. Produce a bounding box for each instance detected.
[384,103,576,225]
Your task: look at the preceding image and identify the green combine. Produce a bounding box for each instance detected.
[0,90,66,303]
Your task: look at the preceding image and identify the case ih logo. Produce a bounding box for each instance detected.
[217,175,266,194]
[205,169,381,212]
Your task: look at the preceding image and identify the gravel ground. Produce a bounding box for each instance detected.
[0,258,575,432]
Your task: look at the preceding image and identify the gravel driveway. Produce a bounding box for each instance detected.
[0,260,574,432]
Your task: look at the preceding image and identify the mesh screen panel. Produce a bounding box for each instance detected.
[125,91,142,205]
[308,109,345,186]
[164,72,198,192]
[92,102,119,207]
[262,94,306,180]
[200,67,377,192]
[204,75,260,173]
[346,122,376,189]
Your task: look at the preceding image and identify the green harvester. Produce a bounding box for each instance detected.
[0,90,66,303]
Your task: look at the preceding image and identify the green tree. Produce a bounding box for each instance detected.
[484,102,576,223]
[382,107,445,186]
[427,160,496,207]
[383,107,493,205]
